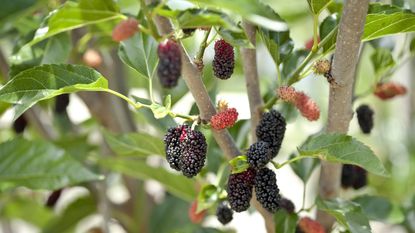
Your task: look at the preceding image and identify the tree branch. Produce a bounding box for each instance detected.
[241,21,275,233]
[317,0,369,229]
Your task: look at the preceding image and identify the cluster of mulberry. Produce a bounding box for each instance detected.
[163,125,207,178]
[112,18,139,42]
[216,202,233,225]
[296,217,326,233]
[374,82,407,100]
[356,104,374,134]
[277,86,320,121]
[213,39,234,80]
[157,39,182,88]
[341,164,367,189]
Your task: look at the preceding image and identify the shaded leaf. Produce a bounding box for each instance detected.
[352,195,393,222]
[177,9,239,31]
[217,28,253,48]
[118,33,158,79]
[0,64,108,119]
[0,138,101,190]
[197,184,218,212]
[317,198,371,233]
[28,0,122,46]
[97,157,197,201]
[307,0,332,15]
[103,131,164,157]
[320,14,339,52]
[282,49,309,78]
[259,27,294,66]
[290,154,319,183]
[274,209,298,233]
[2,197,53,227]
[298,133,388,177]
[370,48,395,77]
[228,155,249,174]
[43,196,96,233]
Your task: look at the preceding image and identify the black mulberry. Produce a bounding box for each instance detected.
[254,167,280,213]
[356,104,374,134]
[213,39,234,80]
[12,115,28,134]
[279,197,295,214]
[341,164,367,190]
[256,110,286,157]
[157,39,182,88]
[55,94,70,114]
[247,141,272,169]
[179,128,207,178]
[216,202,233,225]
[164,125,187,171]
[227,168,256,212]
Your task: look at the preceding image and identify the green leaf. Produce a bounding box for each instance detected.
[103,131,164,157]
[187,0,287,31]
[97,157,197,201]
[197,184,218,212]
[10,33,72,77]
[410,38,415,54]
[43,196,96,233]
[27,0,123,46]
[370,48,395,77]
[0,0,40,25]
[259,27,294,66]
[320,14,339,52]
[317,198,371,233]
[2,197,53,227]
[290,154,319,183]
[228,155,249,174]
[307,0,332,15]
[352,195,393,222]
[0,138,101,190]
[177,9,239,31]
[363,4,415,41]
[298,133,388,177]
[217,28,253,48]
[118,33,158,79]
[282,49,309,78]
[0,64,108,119]
[274,210,298,233]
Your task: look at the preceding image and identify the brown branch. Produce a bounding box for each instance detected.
[241,21,275,233]
[317,0,369,229]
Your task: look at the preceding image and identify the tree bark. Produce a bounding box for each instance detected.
[317,0,369,229]
[241,22,275,233]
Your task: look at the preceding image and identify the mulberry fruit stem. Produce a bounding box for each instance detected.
[311,14,319,53]
[195,28,211,63]
[271,155,316,169]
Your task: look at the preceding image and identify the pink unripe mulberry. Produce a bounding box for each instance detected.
[277,86,297,103]
[294,92,320,121]
[210,108,238,130]
[112,18,139,42]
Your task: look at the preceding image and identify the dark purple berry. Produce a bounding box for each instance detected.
[247,141,272,169]
[341,164,367,190]
[157,39,182,88]
[227,168,256,212]
[279,197,295,214]
[164,125,187,171]
[216,202,233,225]
[12,115,28,134]
[256,110,286,157]
[55,94,70,114]
[254,167,280,213]
[179,128,207,178]
[213,39,234,80]
[356,104,374,134]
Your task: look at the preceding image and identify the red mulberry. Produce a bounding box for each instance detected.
[296,217,326,233]
[188,201,206,224]
[356,104,374,134]
[374,82,407,100]
[247,141,272,169]
[112,18,139,42]
[210,107,238,130]
[216,202,233,225]
[157,39,182,88]
[213,39,234,80]
[254,167,281,213]
[227,168,256,212]
[256,110,286,157]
